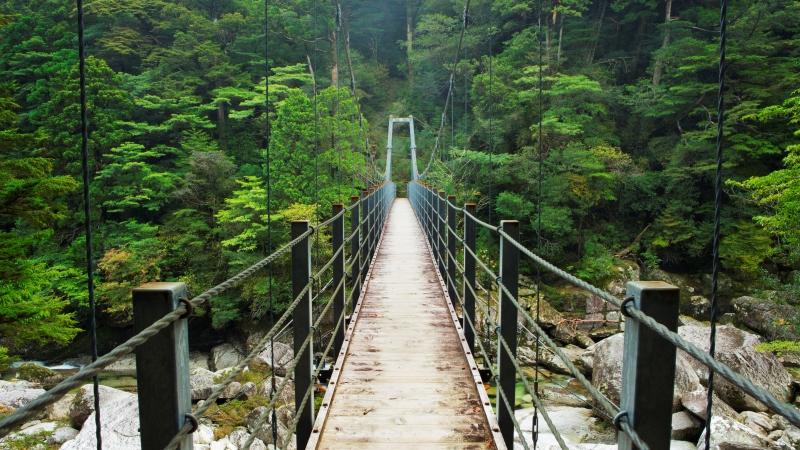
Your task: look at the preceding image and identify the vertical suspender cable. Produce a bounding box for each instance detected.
[77,1,102,447]
[264,0,278,443]
[335,4,343,200]
[312,0,320,307]
[705,0,726,447]
[483,0,494,371]
[533,0,544,446]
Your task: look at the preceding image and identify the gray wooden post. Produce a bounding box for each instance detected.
[496,220,520,450]
[291,221,313,450]
[368,187,376,262]
[447,195,457,309]
[619,281,680,450]
[133,282,192,450]
[350,195,360,310]
[332,203,345,357]
[360,190,369,282]
[437,191,446,278]
[426,185,433,245]
[463,203,477,353]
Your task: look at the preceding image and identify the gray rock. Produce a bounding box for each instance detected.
[258,377,294,406]
[680,390,741,422]
[227,427,250,448]
[672,411,702,441]
[46,427,79,445]
[61,396,141,450]
[518,345,571,375]
[734,296,800,341]
[44,393,74,421]
[251,342,294,376]
[741,411,774,433]
[697,415,790,450]
[515,406,600,449]
[190,351,211,371]
[0,385,45,409]
[539,384,589,408]
[592,334,702,411]
[248,406,290,447]
[69,384,134,428]
[678,325,793,412]
[103,353,137,375]
[220,381,244,399]
[778,426,800,446]
[190,368,218,401]
[209,343,244,372]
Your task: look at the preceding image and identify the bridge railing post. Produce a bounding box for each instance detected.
[332,203,345,357]
[426,185,433,247]
[619,281,680,450]
[463,203,477,353]
[360,189,369,283]
[437,191,446,279]
[369,187,376,262]
[496,220,520,450]
[447,195,457,309]
[132,282,192,450]
[291,220,314,450]
[350,196,361,310]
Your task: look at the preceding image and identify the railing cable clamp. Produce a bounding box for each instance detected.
[613,410,629,432]
[620,296,635,318]
[178,297,194,319]
[185,413,199,434]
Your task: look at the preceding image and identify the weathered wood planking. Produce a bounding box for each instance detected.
[308,199,504,449]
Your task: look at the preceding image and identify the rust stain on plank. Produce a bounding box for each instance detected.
[309,198,503,449]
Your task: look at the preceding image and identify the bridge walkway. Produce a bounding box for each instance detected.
[308,198,503,449]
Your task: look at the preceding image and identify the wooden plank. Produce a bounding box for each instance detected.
[308,199,503,449]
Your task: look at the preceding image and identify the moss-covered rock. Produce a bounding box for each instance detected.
[14,363,62,386]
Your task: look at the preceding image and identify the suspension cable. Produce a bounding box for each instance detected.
[264,0,278,442]
[706,0,727,447]
[76,0,102,446]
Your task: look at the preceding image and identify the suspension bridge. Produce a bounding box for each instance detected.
[2,0,796,448]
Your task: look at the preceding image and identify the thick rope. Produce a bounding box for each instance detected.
[0,229,311,437]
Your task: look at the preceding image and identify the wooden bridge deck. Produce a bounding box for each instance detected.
[308,198,503,449]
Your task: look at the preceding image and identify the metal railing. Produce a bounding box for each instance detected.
[407,180,800,450]
[0,182,396,450]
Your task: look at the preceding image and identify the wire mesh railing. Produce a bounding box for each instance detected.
[407,180,800,450]
[0,182,396,450]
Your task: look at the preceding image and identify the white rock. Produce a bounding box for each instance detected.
[0,386,46,409]
[672,410,702,441]
[227,427,250,448]
[61,396,140,450]
[190,368,218,401]
[514,406,597,449]
[670,441,697,450]
[741,411,774,433]
[209,343,244,372]
[69,384,135,428]
[210,438,231,450]
[45,393,74,421]
[103,353,137,375]
[46,427,80,445]
[190,351,211,371]
[678,325,792,412]
[194,424,215,445]
[697,415,791,450]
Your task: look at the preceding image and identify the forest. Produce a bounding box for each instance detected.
[1,0,799,366]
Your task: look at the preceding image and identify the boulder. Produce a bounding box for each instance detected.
[677,325,793,412]
[0,380,45,409]
[1,421,58,448]
[251,342,294,376]
[680,390,741,422]
[539,384,589,408]
[778,426,800,447]
[193,424,215,445]
[44,393,75,421]
[248,406,291,447]
[69,384,135,428]
[13,363,63,386]
[103,353,137,375]
[220,381,245,400]
[210,438,234,450]
[47,427,80,445]
[258,377,295,406]
[190,368,218,401]
[672,411,702,441]
[741,411,775,435]
[592,334,702,411]
[697,415,790,450]
[61,395,141,450]
[670,441,698,450]
[733,296,800,341]
[189,351,211,371]
[518,345,571,376]
[209,343,244,372]
[514,406,600,449]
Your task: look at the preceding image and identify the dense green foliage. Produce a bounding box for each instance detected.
[1,0,799,358]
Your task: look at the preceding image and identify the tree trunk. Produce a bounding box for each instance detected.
[652,0,673,86]
[216,79,226,147]
[331,25,339,87]
[630,15,648,82]
[585,0,607,64]
[556,13,564,70]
